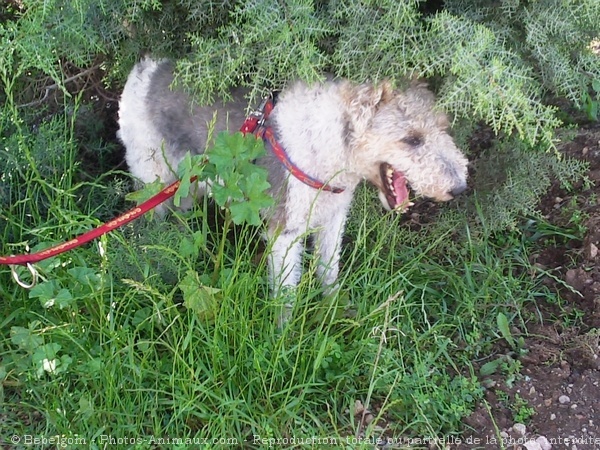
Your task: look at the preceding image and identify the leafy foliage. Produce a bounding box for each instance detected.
[446,0,600,106]
[583,78,600,120]
[181,0,331,103]
[169,130,273,226]
[417,12,562,148]
[202,131,273,226]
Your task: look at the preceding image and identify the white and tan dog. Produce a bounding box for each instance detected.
[118,57,468,323]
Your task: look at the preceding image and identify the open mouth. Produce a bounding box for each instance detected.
[379,163,414,212]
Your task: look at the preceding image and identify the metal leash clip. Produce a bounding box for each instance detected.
[250,95,272,128]
[10,263,39,289]
[240,94,273,136]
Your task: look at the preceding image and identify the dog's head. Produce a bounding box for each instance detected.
[343,81,468,212]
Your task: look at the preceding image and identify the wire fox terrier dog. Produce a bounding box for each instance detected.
[117,57,468,324]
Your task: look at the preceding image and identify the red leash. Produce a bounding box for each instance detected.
[1,95,343,283]
[0,181,182,266]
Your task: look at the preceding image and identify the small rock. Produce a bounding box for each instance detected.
[558,395,571,404]
[513,423,527,436]
[500,431,509,439]
[565,269,592,292]
[544,398,552,407]
[570,403,578,409]
[354,400,365,415]
[550,413,557,420]
[587,242,598,260]
[529,386,536,395]
[524,441,542,450]
[536,436,552,450]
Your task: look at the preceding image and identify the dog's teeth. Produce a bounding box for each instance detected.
[386,169,394,193]
[392,201,414,213]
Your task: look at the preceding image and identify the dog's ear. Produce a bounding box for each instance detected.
[401,80,448,127]
[344,81,394,130]
[379,81,395,104]
[403,79,436,108]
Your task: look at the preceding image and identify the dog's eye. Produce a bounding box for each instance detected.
[401,133,423,147]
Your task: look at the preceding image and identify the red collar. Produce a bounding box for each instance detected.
[260,127,344,193]
[241,97,344,194]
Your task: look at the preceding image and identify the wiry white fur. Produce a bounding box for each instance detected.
[117,58,469,325]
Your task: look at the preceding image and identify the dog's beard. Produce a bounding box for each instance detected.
[378,163,413,212]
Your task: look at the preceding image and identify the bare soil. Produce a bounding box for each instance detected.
[457,124,600,450]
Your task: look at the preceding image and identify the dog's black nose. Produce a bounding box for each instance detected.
[450,183,467,197]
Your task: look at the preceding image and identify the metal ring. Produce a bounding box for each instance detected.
[10,263,39,289]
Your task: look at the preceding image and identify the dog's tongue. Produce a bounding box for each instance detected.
[392,170,409,210]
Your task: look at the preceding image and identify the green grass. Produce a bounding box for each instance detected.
[1,102,555,449]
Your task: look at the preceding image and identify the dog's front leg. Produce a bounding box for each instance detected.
[314,209,348,293]
[268,230,304,326]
